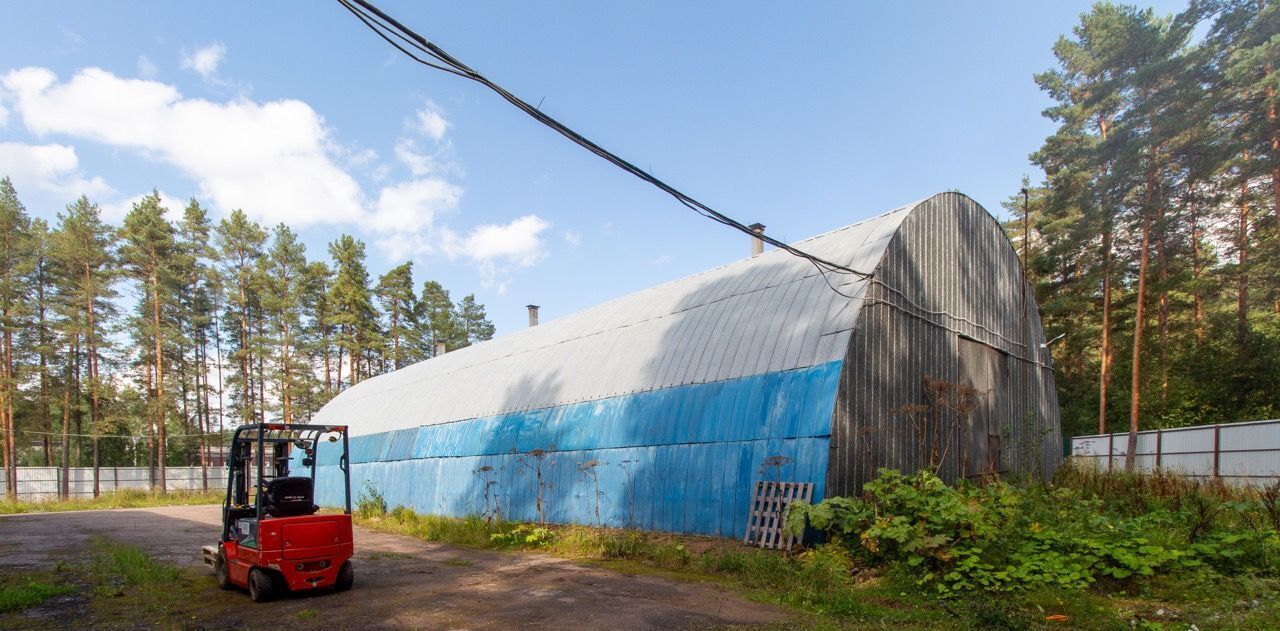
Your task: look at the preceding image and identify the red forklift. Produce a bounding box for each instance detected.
[202,423,355,602]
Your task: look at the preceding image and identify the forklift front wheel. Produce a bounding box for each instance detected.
[335,561,354,592]
[214,550,234,591]
[248,568,276,603]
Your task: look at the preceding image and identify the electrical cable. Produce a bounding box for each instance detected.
[335,0,874,282]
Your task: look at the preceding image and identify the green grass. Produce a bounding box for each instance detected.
[0,488,222,515]
[86,535,182,601]
[0,578,74,613]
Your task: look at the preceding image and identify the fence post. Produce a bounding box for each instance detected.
[1155,428,1163,471]
[1107,433,1114,471]
[1212,424,1221,480]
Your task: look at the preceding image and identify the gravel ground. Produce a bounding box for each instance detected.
[0,504,790,630]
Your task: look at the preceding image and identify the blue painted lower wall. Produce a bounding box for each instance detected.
[315,360,841,538]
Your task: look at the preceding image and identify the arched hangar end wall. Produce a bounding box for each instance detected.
[827,193,1063,497]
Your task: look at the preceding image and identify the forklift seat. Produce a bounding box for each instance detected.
[264,476,319,518]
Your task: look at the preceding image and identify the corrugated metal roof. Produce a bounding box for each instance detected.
[316,198,925,436]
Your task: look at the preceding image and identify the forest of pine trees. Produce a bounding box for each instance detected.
[0,185,494,497]
[1007,0,1279,455]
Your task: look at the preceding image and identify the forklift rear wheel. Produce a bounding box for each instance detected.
[214,550,233,591]
[335,560,354,592]
[248,568,276,603]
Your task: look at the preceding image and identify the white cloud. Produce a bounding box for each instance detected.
[394,138,439,177]
[137,55,158,78]
[563,230,581,247]
[442,215,551,290]
[652,255,673,265]
[99,190,185,223]
[2,66,363,226]
[412,101,448,141]
[1,65,554,287]
[180,43,226,81]
[371,177,461,233]
[0,101,7,128]
[0,141,114,199]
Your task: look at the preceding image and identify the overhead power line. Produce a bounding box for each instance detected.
[335,0,875,284]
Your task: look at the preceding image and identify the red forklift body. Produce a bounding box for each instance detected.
[222,514,354,591]
[205,423,355,601]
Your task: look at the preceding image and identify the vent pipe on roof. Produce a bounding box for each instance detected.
[749,223,766,257]
[527,304,540,327]
[434,339,447,356]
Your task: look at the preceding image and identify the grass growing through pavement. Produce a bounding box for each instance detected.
[0,488,221,515]
[0,578,74,613]
[87,536,181,595]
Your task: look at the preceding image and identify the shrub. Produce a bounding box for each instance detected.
[788,468,1279,596]
[355,481,387,519]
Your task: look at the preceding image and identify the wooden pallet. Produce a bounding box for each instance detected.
[743,481,813,551]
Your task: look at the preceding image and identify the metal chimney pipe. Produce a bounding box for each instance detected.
[748,223,766,257]
[526,304,540,327]
[434,339,446,356]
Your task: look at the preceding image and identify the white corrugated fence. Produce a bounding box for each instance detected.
[1070,419,1280,487]
[0,466,227,500]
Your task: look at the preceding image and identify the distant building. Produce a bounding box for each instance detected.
[314,193,1061,536]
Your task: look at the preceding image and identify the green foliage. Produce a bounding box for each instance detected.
[789,468,1280,597]
[0,578,74,613]
[491,524,557,548]
[355,480,387,519]
[87,536,180,597]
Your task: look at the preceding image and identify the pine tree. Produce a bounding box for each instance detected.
[375,262,420,370]
[176,199,217,486]
[119,192,178,490]
[0,177,33,498]
[261,224,310,423]
[215,210,267,425]
[326,235,378,389]
[456,294,495,346]
[50,196,117,496]
[418,280,457,355]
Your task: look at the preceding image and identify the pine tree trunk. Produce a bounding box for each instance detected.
[214,310,226,459]
[38,272,50,468]
[1126,211,1152,472]
[281,322,292,424]
[1098,225,1113,435]
[60,335,75,499]
[1190,192,1204,341]
[146,349,155,488]
[197,327,208,491]
[1237,176,1249,345]
[1096,115,1113,436]
[239,284,250,425]
[2,320,15,498]
[257,314,266,423]
[86,267,101,498]
[152,270,167,493]
[1157,201,1169,404]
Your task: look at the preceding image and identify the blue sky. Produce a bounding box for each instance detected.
[0,1,1187,335]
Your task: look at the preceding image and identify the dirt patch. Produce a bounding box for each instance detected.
[0,505,791,630]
